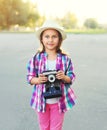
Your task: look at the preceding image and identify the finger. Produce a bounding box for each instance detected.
[39,74,43,77]
[56,72,62,77]
[40,77,47,83]
[56,75,61,79]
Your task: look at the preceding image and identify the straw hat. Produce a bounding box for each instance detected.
[36,20,67,40]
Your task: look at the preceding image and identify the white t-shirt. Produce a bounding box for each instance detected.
[46,60,59,104]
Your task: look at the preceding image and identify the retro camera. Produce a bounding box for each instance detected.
[42,70,62,99]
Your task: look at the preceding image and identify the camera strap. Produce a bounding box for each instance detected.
[64,59,71,77]
[33,53,39,77]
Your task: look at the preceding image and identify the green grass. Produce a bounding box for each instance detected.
[66,29,107,34]
[1,28,107,34]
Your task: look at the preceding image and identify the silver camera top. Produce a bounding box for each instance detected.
[42,70,57,83]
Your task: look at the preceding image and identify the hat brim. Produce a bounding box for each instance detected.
[36,27,67,40]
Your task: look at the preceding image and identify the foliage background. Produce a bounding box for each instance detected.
[0,0,107,33]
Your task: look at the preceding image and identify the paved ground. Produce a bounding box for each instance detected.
[0,33,107,130]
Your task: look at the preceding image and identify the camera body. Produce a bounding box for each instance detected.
[42,70,62,99]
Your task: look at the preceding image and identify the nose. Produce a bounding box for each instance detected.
[48,37,53,42]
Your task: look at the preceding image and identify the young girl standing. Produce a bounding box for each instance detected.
[27,20,76,130]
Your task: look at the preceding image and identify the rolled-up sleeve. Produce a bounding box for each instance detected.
[26,57,36,84]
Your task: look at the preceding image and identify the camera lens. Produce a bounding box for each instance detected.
[48,74,55,83]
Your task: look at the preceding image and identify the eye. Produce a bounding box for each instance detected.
[52,35,58,38]
[45,35,49,38]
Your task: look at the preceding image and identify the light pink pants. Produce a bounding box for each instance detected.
[36,103,65,130]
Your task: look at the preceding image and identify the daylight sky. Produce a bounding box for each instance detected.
[30,0,107,24]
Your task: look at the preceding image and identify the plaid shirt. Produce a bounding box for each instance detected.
[27,52,76,113]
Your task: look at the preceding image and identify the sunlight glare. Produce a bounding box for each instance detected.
[28,0,107,24]
[30,0,36,4]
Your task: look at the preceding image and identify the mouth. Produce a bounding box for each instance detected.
[47,44,54,46]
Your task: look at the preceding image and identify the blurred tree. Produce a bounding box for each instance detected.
[56,12,78,29]
[0,0,26,28]
[84,18,98,29]
[0,0,41,29]
[35,15,46,27]
[26,1,40,27]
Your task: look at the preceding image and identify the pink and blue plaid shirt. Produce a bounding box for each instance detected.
[27,52,76,113]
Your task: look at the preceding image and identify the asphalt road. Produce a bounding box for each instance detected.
[0,33,107,130]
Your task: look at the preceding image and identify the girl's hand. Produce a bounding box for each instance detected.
[56,70,65,80]
[38,74,48,84]
[56,70,71,83]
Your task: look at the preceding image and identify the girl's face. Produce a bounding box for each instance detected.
[41,29,61,52]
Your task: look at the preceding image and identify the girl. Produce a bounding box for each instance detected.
[27,20,76,130]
